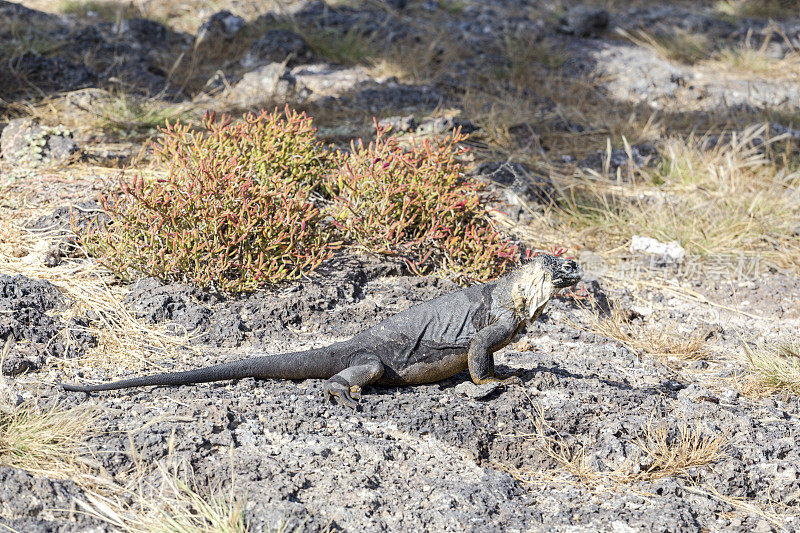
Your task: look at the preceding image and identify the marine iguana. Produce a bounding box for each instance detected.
[62,254,582,406]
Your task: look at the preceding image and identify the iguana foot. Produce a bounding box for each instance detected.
[473,374,521,386]
[323,376,360,409]
[495,372,522,385]
[498,375,522,386]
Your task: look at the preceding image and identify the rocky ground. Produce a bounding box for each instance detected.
[2,0,800,532]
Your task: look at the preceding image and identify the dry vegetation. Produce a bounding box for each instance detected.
[716,0,800,20]
[78,460,249,533]
[506,403,728,490]
[741,339,800,397]
[511,125,800,273]
[0,392,100,482]
[0,189,197,376]
[92,93,196,138]
[506,400,790,530]
[393,15,800,275]
[617,27,712,64]
[2,0,800,529]
[566,298,716,366]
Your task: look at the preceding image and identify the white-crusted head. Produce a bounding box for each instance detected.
[511,254,582,320]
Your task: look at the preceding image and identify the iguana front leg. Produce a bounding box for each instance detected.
[323,353,384,408]
[468,321,522,386]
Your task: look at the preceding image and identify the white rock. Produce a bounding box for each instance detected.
[630,235,685,264]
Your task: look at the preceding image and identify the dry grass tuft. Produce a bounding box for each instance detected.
[632,417,729,481]
[506,403,728,491]
[304,27,377,66]
[616,27,712,64]
[502,36,568,76]
[0,392,100,482]
[716,0,800,20]
[741,339,800,397]
[92,92,196,138]
[78,459,249,533]
[0,237,197,375]
[58,0,143,21]
[539,124,800,273]
[702,25,800,80]
[567,298,715,365]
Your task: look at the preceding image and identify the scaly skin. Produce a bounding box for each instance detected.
[62,254,582,406]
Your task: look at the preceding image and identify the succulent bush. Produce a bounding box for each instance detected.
[85,108,334,293]
[327,122,518,280]
[158,106,334,195]
[83,108,517,292]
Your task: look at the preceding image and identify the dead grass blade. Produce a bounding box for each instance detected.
[77,472,248,533]
[504,402,728,492]
[0,235,198,375]
[741,339,800,397]
[544,124,800,273]
[616,27,712,64]
[0,393,100,483]
[633,417,728,481]
[564,297,715,365]
[684,483,795,532]
[76,436,249,533]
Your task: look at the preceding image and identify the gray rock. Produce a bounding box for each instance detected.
[701,133,765,152]
[291,64,372,99]
[0,273,96,374]
[344,83,442,114]
[378,115,418,133]
[507,123,544,150]
[677,383,717,404]
[416,116,477,135]
[630,235,686,265]
[6,54,96,96]
[196,10,245,43]
[241,29,310,68]
[0,467,105,530]
[552,119,587,133]
[559,6,609,37]
[115,17,173,46]
[453,381,502,399]
[0,119,78,166]
[225,63,296,107]
[719,390,739,404]
[473,161,556,214]
[769,122,800,141]
[60,88,114,121]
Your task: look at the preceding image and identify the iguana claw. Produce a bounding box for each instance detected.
[473,373,522,386]
[323,377,360,409]
[494,372,522,385]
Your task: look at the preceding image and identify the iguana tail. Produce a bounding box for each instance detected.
[62,348,342,393]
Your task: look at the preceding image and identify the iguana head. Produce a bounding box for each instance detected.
[511,254,583,320]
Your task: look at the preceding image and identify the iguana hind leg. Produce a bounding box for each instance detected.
[323,354,384,408]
